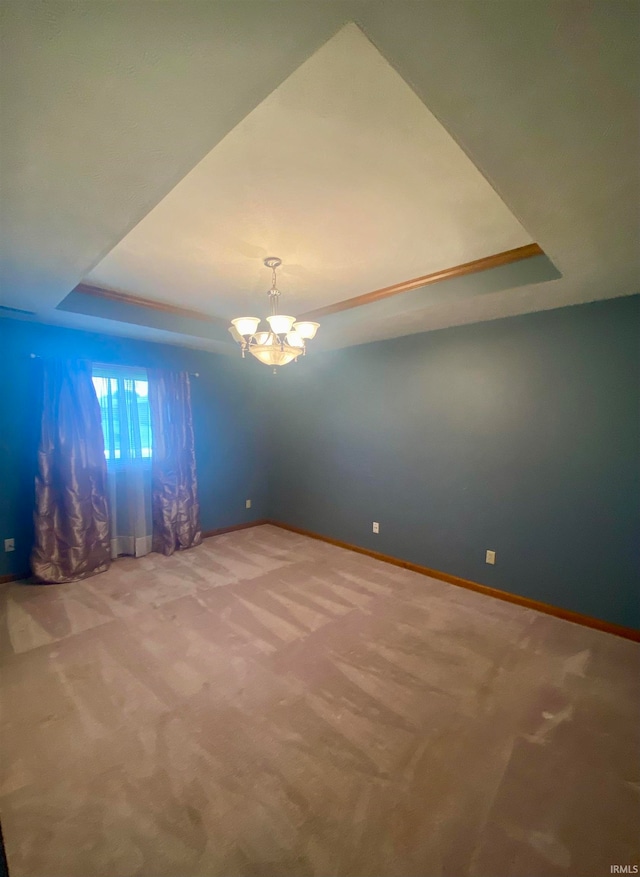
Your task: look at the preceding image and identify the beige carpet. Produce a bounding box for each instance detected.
[1,524,638,877]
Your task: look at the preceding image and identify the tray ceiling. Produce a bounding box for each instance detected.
[1,2,637,354]
[83,24,533,320]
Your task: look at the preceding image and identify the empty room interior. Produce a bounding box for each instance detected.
[0,2,639,876]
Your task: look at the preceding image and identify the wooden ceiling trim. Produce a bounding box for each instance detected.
[300,243,544,320]
[73,282,226,325]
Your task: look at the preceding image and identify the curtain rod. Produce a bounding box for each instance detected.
[28,354,199,377]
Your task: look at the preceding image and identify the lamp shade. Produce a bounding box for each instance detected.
[250,344,300,367]
[293,321,320,340]
[228,325,243,344]
[266,314,296,335]
[231,317,260,337]
[285,330,305,348]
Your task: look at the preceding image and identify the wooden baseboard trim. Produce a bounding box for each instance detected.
[202,519,268,539]
[0,572,30,584]
[266,520,640,643]
[1,522,266,583]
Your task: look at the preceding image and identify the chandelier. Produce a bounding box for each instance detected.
[228,257,320,371]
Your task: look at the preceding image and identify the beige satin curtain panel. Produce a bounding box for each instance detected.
[148,369,202,555]
[31,360,110,583]
[31,361,201,582]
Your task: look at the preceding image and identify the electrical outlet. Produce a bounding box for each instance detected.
[372,522,380,534]
[486,549,496,565]
[4,538,15,552]
[245,499,252,509]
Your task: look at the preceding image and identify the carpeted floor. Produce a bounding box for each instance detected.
[0,524,638,877]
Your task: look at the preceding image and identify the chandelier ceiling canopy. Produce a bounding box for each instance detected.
[229,257,320,371]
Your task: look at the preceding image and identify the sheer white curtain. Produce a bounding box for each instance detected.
[107,464,152,559]
[92,365,153,559]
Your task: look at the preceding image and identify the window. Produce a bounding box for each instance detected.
[92,365,152,461]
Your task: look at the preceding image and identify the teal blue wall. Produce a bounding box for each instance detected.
[3,297,639,630]
[0,318,270,578]
[268,296,640,629]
